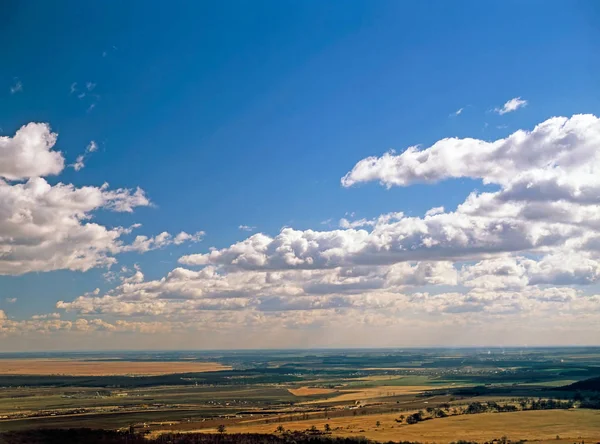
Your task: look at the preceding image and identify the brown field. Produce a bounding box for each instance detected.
[191,409,600,444]
[288,387,337,396]
[0,359,230,376]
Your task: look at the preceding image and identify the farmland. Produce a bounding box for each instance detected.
[0,348,597,443]
[0,359,230,376]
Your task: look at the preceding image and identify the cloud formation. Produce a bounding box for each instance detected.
[0,123,64,180]
[0,123,203,275]
[8,113,600,346]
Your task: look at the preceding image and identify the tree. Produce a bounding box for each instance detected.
[217,424,226,434]
[324,423,331,433]
[376,421,381,428]
[276,425,285,434]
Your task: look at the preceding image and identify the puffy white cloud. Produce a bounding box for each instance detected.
[0,177,150,274]
[0,123,64,180]
[341,114,599,188]
[179,210,575,270]
[12,114,600,345]
[460,252,600,289]
[425,206,444,217]
[0,123,204,275]
[495,97,527,115]
[57,260,458,317]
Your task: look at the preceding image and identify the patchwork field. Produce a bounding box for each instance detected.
[0,359,230,375]
[0,349,598,443]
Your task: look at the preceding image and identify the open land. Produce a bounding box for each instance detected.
[0,359,230,376]
[0,348,597,443]
[192,409,600,444]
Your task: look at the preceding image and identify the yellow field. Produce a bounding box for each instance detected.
[195,409,600,443]
[300,385,434,404]
[0,359,230,376]
[288,387,337,396]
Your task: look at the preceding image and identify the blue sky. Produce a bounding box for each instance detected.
[1,1,600,350]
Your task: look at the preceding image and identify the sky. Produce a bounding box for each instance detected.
[1,0,600,351]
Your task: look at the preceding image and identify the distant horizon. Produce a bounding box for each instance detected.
[1,345,600,355]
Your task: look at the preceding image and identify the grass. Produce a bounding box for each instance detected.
[194,409,600,444]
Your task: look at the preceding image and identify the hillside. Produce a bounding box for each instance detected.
[559,376,600,392]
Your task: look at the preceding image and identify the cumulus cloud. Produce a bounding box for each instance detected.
[179,211,575,270]
[0,123,203,275]
[15,114,600,345]
[61,113,586,341]
[0,123,64,180]
[495,97,527,115]
[341,114,600,188]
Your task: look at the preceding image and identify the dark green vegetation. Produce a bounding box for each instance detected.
[0,429,491,444]
[559,375,600,392]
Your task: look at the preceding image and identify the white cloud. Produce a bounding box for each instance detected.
[450,107,463,117]
[495,97,527,115]
[425,206,444,217]
[179,210,574,270]
[0,123,204,275]
[5,298,16,303]
[123,230,205,253]
[86,82,96,91]
[341,114,600,188]
[70,82,77,94]
[339,217,375,229]
[8,114,600,346]
[72,155,85,171]
[10,79,22,94]
[86,140,98,153]
[0,123,64,180]
[239,225,256,232]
